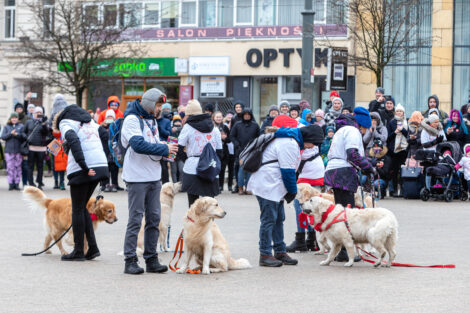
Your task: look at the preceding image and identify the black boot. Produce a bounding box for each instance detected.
[274,253,298,265]
[124,256,144,274]
[14,184,21,190]
[286,232,307,252]
[53,181,59,189]
[85,245,100,260]
[259,255,283,267]
[334,247,361,262]
[8,184,14,191]
[145,256,168,273]
[306,232,320,251]
[61,249,86,261]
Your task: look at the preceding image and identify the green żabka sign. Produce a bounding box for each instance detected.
[59,58,177,77]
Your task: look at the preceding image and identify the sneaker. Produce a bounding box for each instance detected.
[124,256,144,275]
[145,256,168,273]
[274,253,298,265]
[259,255,283,267]
[111,185,118,192]
[104,184,112,192]
[60,183,65,190]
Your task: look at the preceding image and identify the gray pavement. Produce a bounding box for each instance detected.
[1,176,469,313]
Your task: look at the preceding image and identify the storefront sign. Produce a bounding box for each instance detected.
[123,25,347,41]
[327,48,348,91]
[179,85,193,106]
[189,57,230,76]
[200,76,226,98]
[246,48,329,68]
[92,58,177,77]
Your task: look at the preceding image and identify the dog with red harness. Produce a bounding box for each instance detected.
[301,196,398,267]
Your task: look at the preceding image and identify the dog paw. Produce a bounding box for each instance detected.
[314,251,324,255]
[373,262,381,268]
[319,260,330,266]
[344,262,354,267]
[45,250,52,254]
[382,263,391,268]
[202,267,211,275]
[176,268,186,274]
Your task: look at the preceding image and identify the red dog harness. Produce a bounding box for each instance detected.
[299,204,353,238]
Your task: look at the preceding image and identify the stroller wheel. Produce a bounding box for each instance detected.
[461,191,468,201]
[444,190,453,202]
[420,188,430,201]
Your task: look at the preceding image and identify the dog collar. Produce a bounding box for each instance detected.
[90,213,98,221]
[187,215,195,223]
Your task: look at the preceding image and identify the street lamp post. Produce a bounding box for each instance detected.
[301,0,315,110]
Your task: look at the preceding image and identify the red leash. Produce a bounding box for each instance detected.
[356,246,456,268]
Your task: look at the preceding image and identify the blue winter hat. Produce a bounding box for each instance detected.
[162,103,172,111]
[325,125,335,135]
[353,107,372,128]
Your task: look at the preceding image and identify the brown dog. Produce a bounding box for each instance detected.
[23,186,117,255]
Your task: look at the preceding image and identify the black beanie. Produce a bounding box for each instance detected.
[300,124,324,145]
[14,102,24,111]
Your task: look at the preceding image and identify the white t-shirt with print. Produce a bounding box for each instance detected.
[326,125,364,171]
[178,124,222,175]
[458,156,470,180]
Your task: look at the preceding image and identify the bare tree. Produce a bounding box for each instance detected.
[327,0,432,87]
[14,0,142,106]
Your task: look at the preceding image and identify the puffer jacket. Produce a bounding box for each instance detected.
[54,105,108,185]
[363,112,388,149]
[1,122,25,154]
[24,118,49,146]
[230,108,260,156]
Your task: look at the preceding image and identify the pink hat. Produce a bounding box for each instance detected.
[465,144,470,155]
[315,109,324,118]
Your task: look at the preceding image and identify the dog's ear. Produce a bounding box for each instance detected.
[317,198,333,215]
[193,198,206,215]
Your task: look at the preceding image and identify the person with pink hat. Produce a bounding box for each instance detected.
[455,144,470,195]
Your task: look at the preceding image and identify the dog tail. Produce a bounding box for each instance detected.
[228,257,251,270]
[23,186,52,212]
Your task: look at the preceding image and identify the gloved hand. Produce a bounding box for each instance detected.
[284,192,296,204]
[436,135,444,143]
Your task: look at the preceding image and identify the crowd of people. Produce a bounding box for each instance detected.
[2,86,470,273]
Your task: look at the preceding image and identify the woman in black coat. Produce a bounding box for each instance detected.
[213,111,231,191]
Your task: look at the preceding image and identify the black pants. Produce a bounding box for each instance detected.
[161,160,169,184]
[389,150,407,194]
[188,194,199,208]
[219,156,228,190]
[27,151,44,186]
[70,181,99,252]
[333,188,355,207]
[102,162,119,186]
[227,155,235,188]
[233,156,239,188]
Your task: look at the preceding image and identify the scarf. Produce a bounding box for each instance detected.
[394,115,408,153]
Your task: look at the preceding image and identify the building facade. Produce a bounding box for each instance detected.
[0,0,468,123]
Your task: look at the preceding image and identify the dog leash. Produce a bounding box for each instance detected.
[168,230,201,274]
[21,191,104,257]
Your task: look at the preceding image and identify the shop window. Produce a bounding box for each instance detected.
[4,0,15,39]
[235,0,253,25]
[277,0,302,26]
[119,3,142,28]
[218,0,233,27]
[144,2,160,26]
[284,76,301,94]
[43,0,54,38]
[146,79,180,106]
[103,4,118,28]
[453,0,470,107]
[326,1,345,25]
[83,4,99,27]
[87,79,122,111]
[199,0,216,27]
[181,1,197,26]
[314,0,326,24]
[255,0,275,26]
[161,1,179,28]
[125,79,145,96]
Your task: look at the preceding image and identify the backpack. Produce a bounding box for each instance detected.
[239,133,277,173]
[108,115,144,168]
[196,143,221,181]
[296,153,321,179]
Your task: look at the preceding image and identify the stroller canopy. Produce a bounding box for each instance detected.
[436,141,462,163]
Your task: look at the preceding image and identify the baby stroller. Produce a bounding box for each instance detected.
[416,141,468,202]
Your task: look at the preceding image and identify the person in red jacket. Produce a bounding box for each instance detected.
[97,96,123,124]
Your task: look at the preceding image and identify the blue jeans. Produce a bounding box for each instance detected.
[256,196,286,256]
[237,167,251,187]
[294,199,312,232]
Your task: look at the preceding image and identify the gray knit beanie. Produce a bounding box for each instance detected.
[141,88,165,114]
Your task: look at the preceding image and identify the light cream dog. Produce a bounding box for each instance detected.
[302,196,398,267]
[137,182,181,254]
[176,197,251,275]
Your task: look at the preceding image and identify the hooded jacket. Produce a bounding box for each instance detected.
[363,112,388,149]
[444,109,468,148]
[55,105,108,184]
[1,119,25,154]
[230,108,260,155]
[157,113,172,141]
[422,95,449,122]
[260,115,275,134]
[14,102,29,125]
[121,99,169,182]
[420,118,446,151]
[24,117,50,147]
[230,100,245,128]
[299,108,312,126]
[97,96,124,124]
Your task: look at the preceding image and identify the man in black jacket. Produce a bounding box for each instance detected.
[260,105,279,134]
[24,107,49,189]
[368,87,386,113]
[230,108,260,195]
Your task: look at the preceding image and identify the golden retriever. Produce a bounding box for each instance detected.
[23,186,117,255]
[302,196,398,267]
[176,197,251,275]
[136,182,181,254]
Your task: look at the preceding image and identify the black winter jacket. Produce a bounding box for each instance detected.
[1,123,25,153]
[260,115,275,134]
[24,118,49,146]
[230,109,260,156]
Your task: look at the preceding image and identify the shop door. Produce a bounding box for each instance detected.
[260,77,278,121]
[121,95,142,113]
